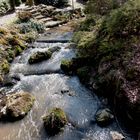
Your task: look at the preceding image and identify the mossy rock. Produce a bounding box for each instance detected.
[48,46,61,53]
[77,66,91,84]
[42,108,67,135]
[28,51,52,64]
[0,92,35,120]
[95,108,114,126]
[61,60,73,74]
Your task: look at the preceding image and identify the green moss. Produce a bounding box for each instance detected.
[1,59,10,74]
[6,48,15,62]
[24,32,37,43]
[7,36,24,47]
[43,108,67,135]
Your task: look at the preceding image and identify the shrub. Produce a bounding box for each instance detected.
[78,16,96,31]
[0,2,10,15]
[85,0,127,15]
[19,20,45,33]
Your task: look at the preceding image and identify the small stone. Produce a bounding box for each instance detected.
[61,89,69,94]
[110,131,125,140]
[68,92,75,96]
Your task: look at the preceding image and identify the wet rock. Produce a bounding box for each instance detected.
[48,46,61,53]
[95,108,114,126]
[0,92,35,120]
[28,51,52,64]
[61,89,69,94]
[42,108,67,135]
[77,66,91,84]
[110,131,125,140]
[61,60,74,74]
[2,75,17,86]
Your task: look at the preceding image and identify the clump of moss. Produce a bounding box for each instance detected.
[42,108,67,135]
[6,48,15,60]
[0,59,10,74]
[23,32,37,43]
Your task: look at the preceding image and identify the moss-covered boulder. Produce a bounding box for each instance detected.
[61,60,73,74]
[95,108,114,126]
[77,66,91,84]
[28,51,52,64]
[0,92,35,120]
[42,108,67,135]
[61,57,95,74]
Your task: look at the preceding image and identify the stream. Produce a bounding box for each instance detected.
[0,31,137,140]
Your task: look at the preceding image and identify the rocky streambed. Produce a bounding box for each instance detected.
[0,31,137,140]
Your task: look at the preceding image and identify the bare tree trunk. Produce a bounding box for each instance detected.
[9,0,16,11]
[27,0,34,6]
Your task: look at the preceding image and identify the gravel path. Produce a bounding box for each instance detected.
[0,13,17,26]
[0,4,28,26]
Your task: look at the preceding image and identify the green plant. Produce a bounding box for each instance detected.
[19,20,45,33]
[78,16,96,31]
[0,2,10,15]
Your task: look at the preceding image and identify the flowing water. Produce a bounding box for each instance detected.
[0,32,137,140]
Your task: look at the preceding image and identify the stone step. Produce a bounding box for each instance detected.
[32,12,41,17]
[39,17,53,23]
[34,15,46,20]
[36,32,73,43]
[45,20,66,28]
[24,7,34,11]
[36,39,70,43]
[30,9,38,14]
